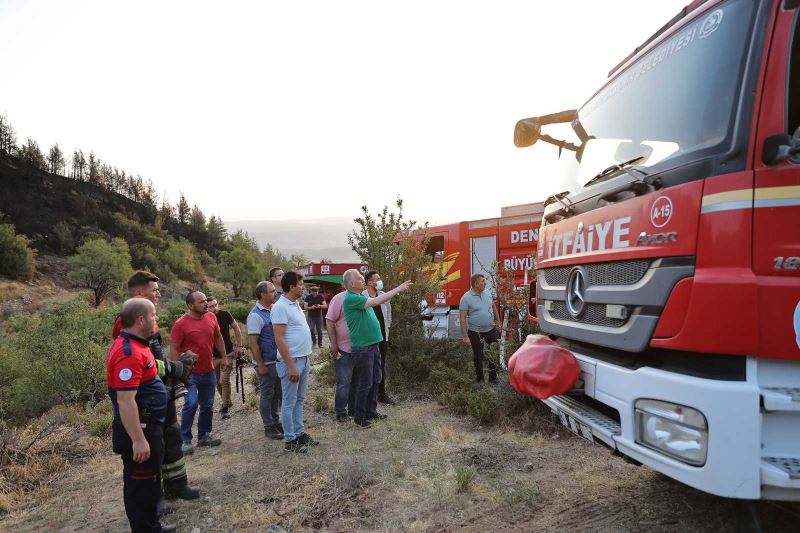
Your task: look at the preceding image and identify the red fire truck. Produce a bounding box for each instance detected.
[417,203,543,338]
[512,0,800,501]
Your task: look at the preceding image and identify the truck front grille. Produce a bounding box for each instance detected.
[536,256,695,352]
[550,301,627,328]
[543,259,651,287]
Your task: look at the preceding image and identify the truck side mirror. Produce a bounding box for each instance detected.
[762,127,800,166]
[514,118,541,147]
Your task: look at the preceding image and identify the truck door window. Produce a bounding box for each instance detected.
[788,11,800,134]
[425,236,445,262]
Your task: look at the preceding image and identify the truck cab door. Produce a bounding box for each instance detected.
[752,7,800,358]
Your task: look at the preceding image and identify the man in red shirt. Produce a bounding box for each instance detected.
[170,290,228,454]
[113,271,200,503]
[108,298,176,532]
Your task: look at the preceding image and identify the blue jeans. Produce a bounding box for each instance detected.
[276,356,309,442]
[333,350,358,416]
[181,370,216,443]
[256,366,282,429]
[352,344,381,421]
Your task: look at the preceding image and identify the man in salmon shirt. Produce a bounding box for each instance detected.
[170,290,228,455]
[325,285,358,422]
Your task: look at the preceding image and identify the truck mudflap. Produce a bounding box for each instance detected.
[538,347,800,501]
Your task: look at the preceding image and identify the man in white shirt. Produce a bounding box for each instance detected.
[271,271,318,453]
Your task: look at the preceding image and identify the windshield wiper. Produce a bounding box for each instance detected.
[583,156,648,188]
[543,190,573,214]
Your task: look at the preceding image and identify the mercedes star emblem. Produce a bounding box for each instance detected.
[565,267,587,318]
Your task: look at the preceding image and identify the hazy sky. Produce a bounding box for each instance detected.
[0,0,687,225]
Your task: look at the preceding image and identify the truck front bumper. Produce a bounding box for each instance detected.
[542,350,800,501]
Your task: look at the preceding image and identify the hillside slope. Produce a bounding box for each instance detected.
[0,158,154,252]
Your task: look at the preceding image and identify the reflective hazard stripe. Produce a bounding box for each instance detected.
[701,186,800,214]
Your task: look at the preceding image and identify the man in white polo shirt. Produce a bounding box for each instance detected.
[271,271,318,453]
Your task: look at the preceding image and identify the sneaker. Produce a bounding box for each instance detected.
[378,395,396,405]
[353,418,373,428]
[264,425,284,440]
[160,524,177,533]
[181,442,194,455]
[220,406,230,420]
[197,435,222,447]
[173,384,188,399]
[367,412,388,420]
[165,482,200,500]
[284,438,307,453]
[298,433,319,447]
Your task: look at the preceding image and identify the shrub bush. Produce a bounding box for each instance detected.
[224,301,253,323]
[0,223,36,280]
[159,299,187,330]
[88,412,113,438]
[0,299,115,422]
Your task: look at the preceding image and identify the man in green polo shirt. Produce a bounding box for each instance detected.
[342,269,411,428]
[459,273,501,383]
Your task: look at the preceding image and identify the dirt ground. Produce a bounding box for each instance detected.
[1,353,798,533]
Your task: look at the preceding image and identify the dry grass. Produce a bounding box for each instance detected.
[0,365,798,532]
[0,405,108,515]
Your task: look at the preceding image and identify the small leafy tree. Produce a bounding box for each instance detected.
[0,223,36,280]
[347,198,440,338]
[51,220,75,254]
[161,237,204,283]
[18,137,46,170]
[217,247,262,297]
[261,243,294,273]
[47,143,65,175]
[68,238,132,306]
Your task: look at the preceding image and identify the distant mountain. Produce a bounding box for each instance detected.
[225,217,360,263]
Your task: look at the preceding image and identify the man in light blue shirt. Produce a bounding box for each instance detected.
[271,271,317,453]
[459,274,501,383]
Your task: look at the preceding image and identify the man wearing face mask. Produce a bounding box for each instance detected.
[362,271,394,404]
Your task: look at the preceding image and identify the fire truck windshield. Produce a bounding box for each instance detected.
[544,0,755,198]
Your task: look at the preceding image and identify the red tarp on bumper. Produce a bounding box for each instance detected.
[509,335,580,399]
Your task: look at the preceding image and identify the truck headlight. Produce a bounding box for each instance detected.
[635,399,708,466]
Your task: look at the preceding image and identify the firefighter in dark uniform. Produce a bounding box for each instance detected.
[113,271,200,507]
[108,298,176,532]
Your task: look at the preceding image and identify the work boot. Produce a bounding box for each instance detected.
[297,433,319,447]
[165,482,201,500]
[284,438,307,453]
[264,425,283,440]
[367,412,388,420]
[275,421,284,433]
[160,523,177,533]
[378,395,395,405]
[220,406,230,420]
[353,418,373,428]
[197,435,222,447]
[336,413,351,422]
[156,495,168,517]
